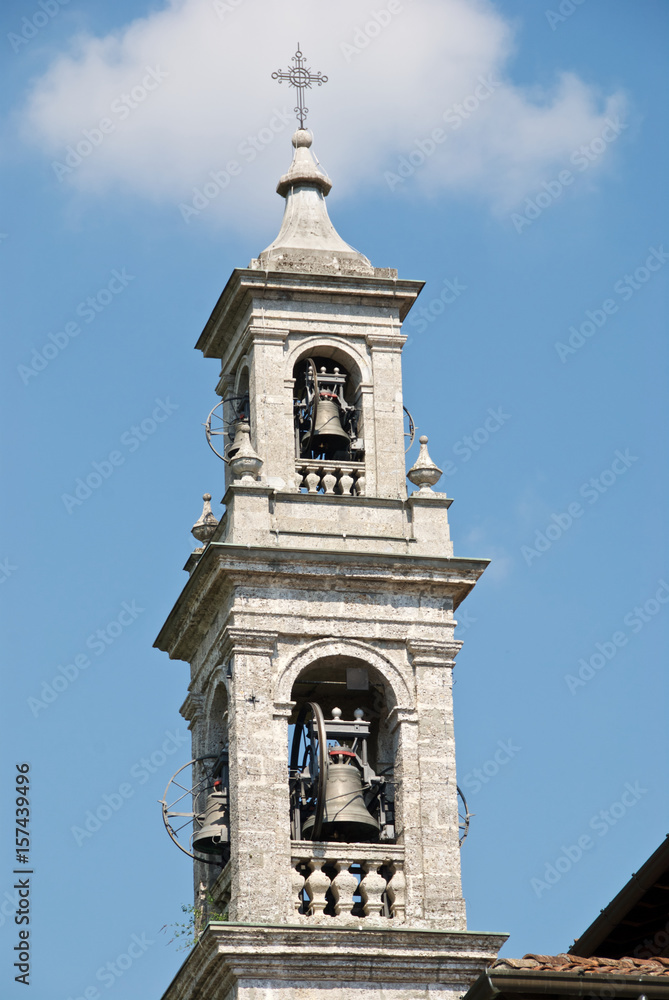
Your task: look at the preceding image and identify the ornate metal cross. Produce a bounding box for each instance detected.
[272,45,328,129]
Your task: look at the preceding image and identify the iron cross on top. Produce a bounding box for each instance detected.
[272,45,328,129]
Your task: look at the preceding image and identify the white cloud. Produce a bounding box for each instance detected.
[18,0,627,231]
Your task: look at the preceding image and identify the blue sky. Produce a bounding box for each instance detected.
[1,0,667,996]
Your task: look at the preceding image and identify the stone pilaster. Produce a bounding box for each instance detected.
[407,638,465,927]
[224,627,292,923]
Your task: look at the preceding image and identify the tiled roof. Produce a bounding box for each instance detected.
[492,953,669,977]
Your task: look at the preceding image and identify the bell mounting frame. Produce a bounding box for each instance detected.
[160,755,227,865]
[289,701,327,841]
[296,358,320,456]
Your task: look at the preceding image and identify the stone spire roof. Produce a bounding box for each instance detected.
[254,129,375,277]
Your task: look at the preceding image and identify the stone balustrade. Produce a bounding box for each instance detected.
[290,842,405,924]
[294,460,366,496]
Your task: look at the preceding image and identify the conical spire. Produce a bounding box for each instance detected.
[255,130,374,277]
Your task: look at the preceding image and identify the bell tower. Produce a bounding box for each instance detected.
[155,100,506,998]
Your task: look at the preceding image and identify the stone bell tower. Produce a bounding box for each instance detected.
[155,114,506,998]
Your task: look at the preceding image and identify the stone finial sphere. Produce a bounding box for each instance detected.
[292,129,312,148]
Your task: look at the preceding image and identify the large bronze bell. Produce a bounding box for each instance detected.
[312,396,350,455]
[192,789,229,855]
[302,759,379,842]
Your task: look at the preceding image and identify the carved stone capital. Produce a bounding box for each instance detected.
[223,628,278,658]
[180,692,205,725]
[272,700,295,721]
[247,324,288,346]
[386,705,418,733]
[406,638,462,668]
[365,331,406,351]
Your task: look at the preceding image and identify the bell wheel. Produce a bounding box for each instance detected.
[403,405,416,453]
[457,785,472,847]
[160,756,226,864]
[204,395,249,462]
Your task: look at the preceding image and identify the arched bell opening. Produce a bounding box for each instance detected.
[192,683,230,894]
[288,657,397,844]
[292,352,364,463]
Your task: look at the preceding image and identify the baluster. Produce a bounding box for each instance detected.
[305,465,321,493]
[331,860,358,917]
[291,863,306,914]
[354,472,366,496]
[359,861,386,918]
[338,471,354,496]
[305,859,330,916]
[322,472,337,494]
[386,865,406,921]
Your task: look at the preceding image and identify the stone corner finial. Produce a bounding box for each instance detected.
[191,492,219,547]
[407,435,443,494]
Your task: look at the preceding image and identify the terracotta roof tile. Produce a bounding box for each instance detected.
[490,953,669,977]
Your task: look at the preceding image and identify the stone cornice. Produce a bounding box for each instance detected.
[155,545,488,663]
[195,268,424,359]
[159,924,508,999]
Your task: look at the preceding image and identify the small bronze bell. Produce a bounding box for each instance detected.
[192,787,229,855]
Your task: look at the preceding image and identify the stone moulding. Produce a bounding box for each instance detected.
[154,544,489,663]
[158,924,509,999]
[195,268,425,361]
